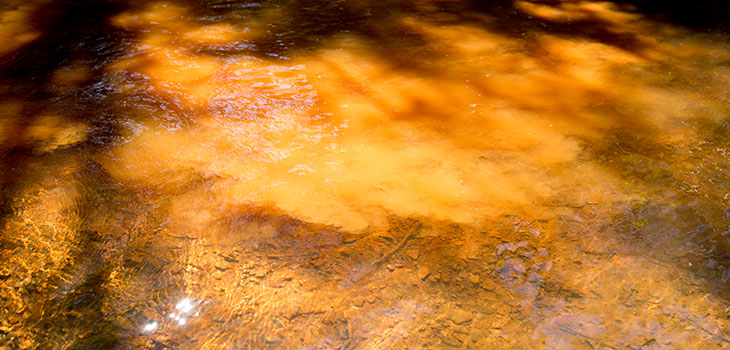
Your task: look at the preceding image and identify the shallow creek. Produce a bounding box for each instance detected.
[0,0,729,349]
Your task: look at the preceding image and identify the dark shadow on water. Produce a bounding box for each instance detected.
[579,116,730,297]
[0,0,130,94]
[612,0,730,30]
[186,0,729,67]
[0,0,131,226]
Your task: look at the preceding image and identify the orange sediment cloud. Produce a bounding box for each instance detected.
[99,1,730,232]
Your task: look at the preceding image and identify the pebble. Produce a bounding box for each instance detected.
[480,279,498,291]
[353,296,366,307]
[406,249,419,260]
[452,331,470,344]
[214,262,230,271]
[366,295,376,304]
[18,337,33,349]
[418,267,431,280]
[376,230,394,240]
[468,273,480,284]
[442,335,463,347]
[342,234,358,243]
[447,308,473,325]
[264,334,281,343]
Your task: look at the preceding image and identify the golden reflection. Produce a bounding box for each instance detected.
[0,156,83,347]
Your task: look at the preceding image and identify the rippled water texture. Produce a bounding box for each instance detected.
[1,0,729,349]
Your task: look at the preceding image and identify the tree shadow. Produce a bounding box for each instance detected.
[611,0,730,30]
[0,0,131,225]
[577,116,730,298]
[181,0,729,69]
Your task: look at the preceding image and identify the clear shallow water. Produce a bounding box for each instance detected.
[0,0,729,349]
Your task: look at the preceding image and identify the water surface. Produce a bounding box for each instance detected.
[1,0,729,349]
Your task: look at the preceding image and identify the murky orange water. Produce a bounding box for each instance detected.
[1,0,729,349]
